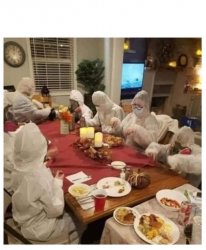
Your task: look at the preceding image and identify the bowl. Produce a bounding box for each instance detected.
[111,161,126,170]
[68,183,91,198]
[156,189,187,211]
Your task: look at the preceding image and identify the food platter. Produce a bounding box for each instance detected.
[68,183,91,198]
[103,135,124,147]
[156,189,187,211]
[96,177,131,197]
[133,213,180,244]
[113,207,138,226]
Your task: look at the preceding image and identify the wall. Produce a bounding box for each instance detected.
[4,38,105,105]
[144,38,201,118]
[4,38,32,88]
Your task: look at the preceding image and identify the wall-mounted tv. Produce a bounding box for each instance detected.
[120,62,145,99]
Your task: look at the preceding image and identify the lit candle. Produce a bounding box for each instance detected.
[86,127,95,139]
[80,127,87,138]
[94,132,103,147]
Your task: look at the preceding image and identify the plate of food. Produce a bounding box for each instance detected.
[156,189,187,211]
[103,135,124,147]
[134,213,180,244]
[111,161,126,170]
[96,177,131,197]
[68,183,91,198]
[113,207,138,226]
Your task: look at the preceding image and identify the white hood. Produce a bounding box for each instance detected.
[70,90,84,106]
[92,91,113,112]
[17,77,35,97]
[131,90,150,119]
[13,123,47,171]
[171,126,195,147]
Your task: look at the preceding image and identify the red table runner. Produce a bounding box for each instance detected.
[38,120,155,193]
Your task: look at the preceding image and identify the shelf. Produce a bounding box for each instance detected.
[152,93,170,97]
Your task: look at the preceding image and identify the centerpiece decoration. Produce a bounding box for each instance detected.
[73,137,111,161]
[127,169,151,189]
[58,105,73,135]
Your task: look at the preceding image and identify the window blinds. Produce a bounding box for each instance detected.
[30,38,74,91]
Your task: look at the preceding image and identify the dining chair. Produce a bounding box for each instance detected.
[4,189,73,244]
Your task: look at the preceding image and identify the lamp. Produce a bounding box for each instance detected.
[124,39,130,50]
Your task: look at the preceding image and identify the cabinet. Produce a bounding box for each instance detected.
[143,69,177,112]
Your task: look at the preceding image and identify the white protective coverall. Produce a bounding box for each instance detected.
[4,127,24,194]
[69,90,93,120]
[151,112,179,142]
[145,126,201,187]
[11,123,84,242]
[4,90,21,193]
[86,91,125,134]
[111,90,159,150]
[10,77,51,123]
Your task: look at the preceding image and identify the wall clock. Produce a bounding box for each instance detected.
[4,41,26,67]
[178,54,188,67]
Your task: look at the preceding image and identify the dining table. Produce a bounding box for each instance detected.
[100,183,201,244]
[38,120,188,224]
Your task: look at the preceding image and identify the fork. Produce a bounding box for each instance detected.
[72,175,91,181]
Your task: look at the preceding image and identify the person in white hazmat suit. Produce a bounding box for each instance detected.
[4,90,23,194]
[111,90,159,150]
[11,123,85,242]
[9,77,57,124]
[145,126,201,187]
[85,91,125,134]
[69,89,93,122]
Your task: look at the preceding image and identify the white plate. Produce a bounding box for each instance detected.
[113,207,138,226]
[134,213,180,245]
[156,189,187,212]
[111,161,126,170]
[68,183,91,198]
[97,177,131,197]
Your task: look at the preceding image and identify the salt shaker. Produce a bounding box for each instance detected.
[120,168,126,180]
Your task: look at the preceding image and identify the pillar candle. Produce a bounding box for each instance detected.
[94,132,103,147]
[80,127,87,138]
[87,127,95,139]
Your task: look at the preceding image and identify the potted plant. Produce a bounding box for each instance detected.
[75,59,105,113]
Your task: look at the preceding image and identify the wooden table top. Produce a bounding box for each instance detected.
[65,165,188,224]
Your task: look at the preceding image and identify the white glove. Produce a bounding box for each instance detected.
[110,117,121,129]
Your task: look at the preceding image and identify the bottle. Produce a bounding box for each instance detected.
[178,201,193,225]
[120,168,126,180]
[79,116,86,128]
[191,206,202,244]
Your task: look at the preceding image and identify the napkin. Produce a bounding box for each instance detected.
[66,171,92,184]
[76,196,94,210]
[75,184,96,210]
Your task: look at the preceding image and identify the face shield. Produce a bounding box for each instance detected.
[131,90,149,118]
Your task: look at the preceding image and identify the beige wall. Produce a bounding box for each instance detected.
[4,38,32,89]
[4,38,105,105]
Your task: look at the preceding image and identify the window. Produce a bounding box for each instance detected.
[30,38,74,91]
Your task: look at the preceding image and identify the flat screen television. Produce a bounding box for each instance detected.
[120,62,145,99]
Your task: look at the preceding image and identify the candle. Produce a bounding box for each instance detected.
[80,127,87,138]
[94,132,103,147]
[87,127,95,139]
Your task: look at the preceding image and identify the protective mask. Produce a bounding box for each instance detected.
[134,107,143,117]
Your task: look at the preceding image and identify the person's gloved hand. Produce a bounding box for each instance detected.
[48,108,57,121]
[110,117,121,129]
[124,128,135,137]
[55,170,64,180]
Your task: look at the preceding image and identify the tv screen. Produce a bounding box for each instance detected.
[120,62,145,99]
